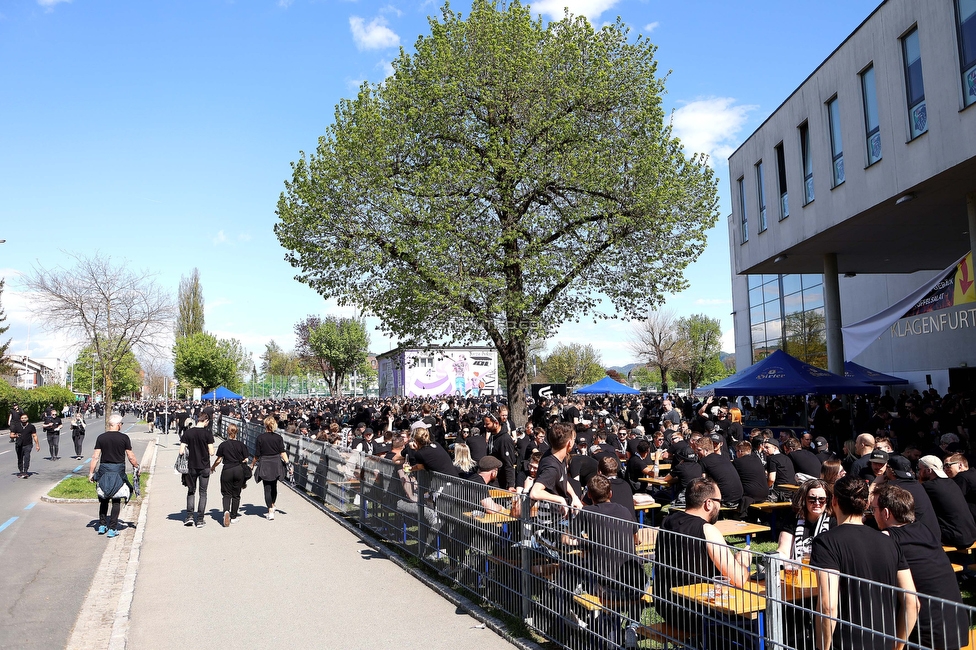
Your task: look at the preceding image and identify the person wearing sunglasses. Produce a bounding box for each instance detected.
[775,478,834,560]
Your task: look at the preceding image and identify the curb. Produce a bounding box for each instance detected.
[286,484,543,650]
[109,441,158,650]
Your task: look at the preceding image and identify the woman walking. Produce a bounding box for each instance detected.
[251,416,290,520]
[212,423,251,526]
[70,414,86,460]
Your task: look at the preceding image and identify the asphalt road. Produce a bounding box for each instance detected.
[0,416,152,650]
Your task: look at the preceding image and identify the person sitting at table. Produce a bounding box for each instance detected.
[871,484,969,650]
[530,422,584,516]
[870,454,941,542]
[697,437,742,508]
[452,442,478,479]
[763,438,796,502]
[944,453,976,521]
[655,446,702,508]
[810,475,919,650]
[783,437,822,482]
[625,439,654,494]
[405,427,460,478]
[917,455,976,548]
[582,456,638,520]
[732,440,769,516]
[775,479,833,560]
[653,478,753,637]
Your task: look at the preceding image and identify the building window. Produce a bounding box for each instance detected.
[799,122,814,204]
[957,0,976,106]
[775,143,788,219]
[826,97,844,186]
[755,161,767,232]
[861,65,882,165]
[738,177,748,243]
[748,273,826,367]
[902,27,927,138]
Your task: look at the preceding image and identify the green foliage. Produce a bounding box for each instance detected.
[539,343,604,387]
[675,313,725,389]
[176,268,205,340]
[173,332,245,394]
[307,316,370,397]
[0,379,75,423]
[47,472,147,500]
[629,365,662,391]
[73,343,141,399]
[0,279,13,376]
[275,0,719,422]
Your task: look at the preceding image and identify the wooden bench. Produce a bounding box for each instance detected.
[573,587,653,613]
[635,622,693,648]
[634,501,662,525]
[750,501,794,530]
[960,627,976,650]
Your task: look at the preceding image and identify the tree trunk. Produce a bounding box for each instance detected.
[103,357,114,428]
[659,364,669,394]
[502,338,528,427]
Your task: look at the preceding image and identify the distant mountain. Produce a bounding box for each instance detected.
[609,354,734,378]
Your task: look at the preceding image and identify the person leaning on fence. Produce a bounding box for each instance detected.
[529,422,584,516]
[810,474,919,650]
[251,415,291,521]
[872,484,969,650]
[211,423,250,527]
[652,477,752,634]
[88,414,139,538]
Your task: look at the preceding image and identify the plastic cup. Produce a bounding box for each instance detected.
[713,575,732,600]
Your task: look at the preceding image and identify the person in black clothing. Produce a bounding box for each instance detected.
[42,408,63,460]
[732,440,769,514]
[529,422,583,514]
[179,414,215,527]
[88,414,139,537]
[697,437,742,507]
[918,455,976,547]
[569,438,599,495]
[12,413,39,478]
[406,427,459,477]
[872,454,942,542]
[763,438,796,502]
[872,484,969,650]
[484,412,517,489]
[813,436,836,463]
[250,416,291,520]
[783,438,822,479]
[211,423,250,526]
[625,439,653,493]
[945,453,976,521]
[466,426,488,462]
[582,456,636,521]
[810,475,918,650]
[70,414,87,459]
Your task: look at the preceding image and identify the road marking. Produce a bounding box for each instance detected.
[63,474,73,480]
[24,502,36,510]
[0,450,10,456]
[74,464,84,472]
[0,517,17,533]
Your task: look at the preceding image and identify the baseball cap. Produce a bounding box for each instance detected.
[677,447,698,462]
[868,450,889,464]
[363,427,374,435]
[814,436,828,449]
[763,438,781,448]
[886,455,915,480]
[708,433,723,444]
[919,455,948,479]
[478,456,502,471]
[704,421,716,432]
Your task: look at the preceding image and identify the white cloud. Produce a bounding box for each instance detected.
[671,96,758,166]
[237,232,252,242]
[643,21,659,32]
[37,0,71,9]
[346,77,366,91]
[349,16,400,51]
[376,59,395,78]
[526,0,620,21]
[213,230,227,245]
[278,0,294,7]
[721,328,735,353]
[379,4,403,17]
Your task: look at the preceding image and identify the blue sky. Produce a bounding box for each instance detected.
[0,0,882,376]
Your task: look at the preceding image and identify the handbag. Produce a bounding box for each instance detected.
[174,454,189,475]
[241,460,253,481]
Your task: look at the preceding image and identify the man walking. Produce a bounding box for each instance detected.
[88,414,140,537]
[179,414,214,527]
[13,412,39,478]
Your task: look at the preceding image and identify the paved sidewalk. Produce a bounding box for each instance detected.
[125,441,517,650]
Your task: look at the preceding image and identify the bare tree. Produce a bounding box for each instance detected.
[630,309,687,393]
[140,356,170,398]
[24,253,174,422]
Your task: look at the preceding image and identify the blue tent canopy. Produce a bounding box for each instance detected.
[574,376,641,395]
[844,361,908,385]
[695,349,880,397]
[200,386,243,400]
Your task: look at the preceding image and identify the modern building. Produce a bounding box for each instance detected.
[2,356,58,389]
[728,0,976,393]
[376,345,498,398]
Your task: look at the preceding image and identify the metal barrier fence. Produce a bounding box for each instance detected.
[217,418,975,650]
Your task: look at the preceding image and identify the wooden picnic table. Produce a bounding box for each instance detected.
[639,476,670,486]
[463,509,517,525]
[670,581,766,619]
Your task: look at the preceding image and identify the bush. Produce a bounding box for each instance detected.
[0,379,77,424]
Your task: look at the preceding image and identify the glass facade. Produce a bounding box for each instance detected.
[738,177,748,242]
[748,273,827,367]
[755,160,767,232]
[799,122,814,204]
[775,143,789,219]
[957,0,976,107]
[827,97,845,186]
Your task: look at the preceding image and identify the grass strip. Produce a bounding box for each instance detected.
[47,472,148,500]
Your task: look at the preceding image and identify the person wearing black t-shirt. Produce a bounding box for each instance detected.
[763,439,796,502]
[810,475,918,650]
[405,427,459,477]
[697,438,742,506]
[783,438,822,479]
[918,455,976,547]
[211,423,251,526]
[42,409,63,460]
[873,484,969,650]
[13,413,39,478]
[530,423,583,515]
[945,453,976,521]
[180,415,215,527]
[250,416,291,520]
[732,440,769,511]
[88,414,139,537]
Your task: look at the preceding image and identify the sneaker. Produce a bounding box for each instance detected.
[21,473,28,479]
[106,529,118,538]
[184,517,194,527]
[230,516,240,524]
[97,525,107,535]
[268,509,275,521]
[196,517,205,528]
[223,511,231,527]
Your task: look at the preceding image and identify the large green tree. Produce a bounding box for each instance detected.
[173,332,246,394]
[176,268,205,340]
[275,1,718,423]
[539,342,604,387]
[675,313,725,390]
[73,343,142,399]
[306,316,370,397]
[0,279,12,376]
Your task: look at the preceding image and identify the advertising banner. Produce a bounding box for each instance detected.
[531,383,567,400]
